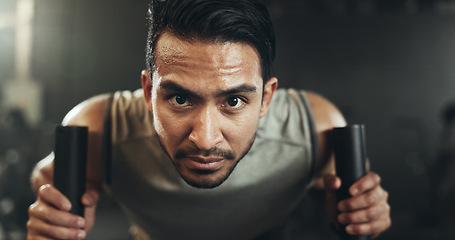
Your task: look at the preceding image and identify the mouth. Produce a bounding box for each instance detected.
[181,155,225,172]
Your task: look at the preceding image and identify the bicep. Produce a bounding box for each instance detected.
[32,94,110,192]
[306,92,346,190]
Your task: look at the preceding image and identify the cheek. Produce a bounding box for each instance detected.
[224,113,260,147]
[153,105,178,142]
[153,106,191,147]
[154,112,175,137]
[153,113,166,137]
[151,93,171,137]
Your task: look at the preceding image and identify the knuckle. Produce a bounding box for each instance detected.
[363,224,372,234]
[366,208,378,220]
[384,201,391,212]
[384,215,392,228]
[369,223,378,233]
[30,202,57,224]
[373,173,381,183]
[26,219,33,231]
[28,202,36,215]
[387,218,392,228]
[26,219,42,239]
[366,192,377,205]
[348,224,366,235]
[379,201,391,218]
[35,204,45,215]
[383,190,389,200]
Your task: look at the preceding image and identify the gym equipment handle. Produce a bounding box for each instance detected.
[333,124,370,240]
[53,125,87,217]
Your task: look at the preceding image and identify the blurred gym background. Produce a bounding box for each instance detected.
[1,0,455,239]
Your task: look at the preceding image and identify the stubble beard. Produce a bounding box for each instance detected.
[156,133,256,189]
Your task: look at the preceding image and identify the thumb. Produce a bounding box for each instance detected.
[81,190,100,233]
[323,174,341,191]
[325,188,338,226]
[82,190,100,207]
[322,174,341,225]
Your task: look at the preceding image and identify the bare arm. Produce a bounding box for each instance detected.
[30,152,55,192]
[307,92,391,237]
[307,91,346,190]
[27,94,110,239]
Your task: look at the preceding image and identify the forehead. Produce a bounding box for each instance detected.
[154,31,261,78]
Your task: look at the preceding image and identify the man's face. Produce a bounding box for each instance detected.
[142,31,277,188]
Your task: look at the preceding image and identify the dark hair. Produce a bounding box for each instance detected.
[146,0,276,82]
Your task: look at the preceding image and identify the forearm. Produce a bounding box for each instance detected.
[30,152,54,193]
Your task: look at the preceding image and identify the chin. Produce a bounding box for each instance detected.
[180,168,232,189]
[184,178,226,189]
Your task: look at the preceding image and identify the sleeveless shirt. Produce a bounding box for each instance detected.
[103,88,318,240]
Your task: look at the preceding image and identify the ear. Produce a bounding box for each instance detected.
[259,77,278,118]
[141,70,153,111]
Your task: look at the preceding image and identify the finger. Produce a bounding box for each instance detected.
[350,172,381,196]
[38,184,72,211]
[82,190,100,233]
[81,190,100,207]
[345,214,392,236]
[29,200,85,229]
[324,190,339,225]
[338,201,390,225]
[26,235,53,240]
[338,187,388,212]
[323,175,341,191]
[27,217,86,240]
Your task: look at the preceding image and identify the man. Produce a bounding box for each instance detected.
[27,0,391,239]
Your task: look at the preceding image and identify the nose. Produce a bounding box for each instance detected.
[188,106,223,151]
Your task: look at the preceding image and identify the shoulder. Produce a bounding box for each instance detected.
[32,94,112,191]
[306,91,346,131]
[268,89,345,128]
[62,94,111,129]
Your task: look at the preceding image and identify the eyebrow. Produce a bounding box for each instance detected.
[159,81,196,97]
[159,81,258,98]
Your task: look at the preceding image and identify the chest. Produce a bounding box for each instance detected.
[108,136,314,240]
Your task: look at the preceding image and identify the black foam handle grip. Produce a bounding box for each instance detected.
[333,124,370,240]
[53,125,87,217]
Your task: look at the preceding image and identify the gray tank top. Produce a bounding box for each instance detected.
[103,88,318,240]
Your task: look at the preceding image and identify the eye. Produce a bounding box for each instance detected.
[227,97,240,107]
[169,95,191,107]
[224,96,246,111]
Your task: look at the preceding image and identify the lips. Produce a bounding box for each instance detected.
[182,155,225,171]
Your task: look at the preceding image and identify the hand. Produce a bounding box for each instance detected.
[324,172,391,237]
[27,184,99,240]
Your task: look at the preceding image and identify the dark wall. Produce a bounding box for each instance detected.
[33,0,149,122]
[1,0,455,239]
[272,13,455,238]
